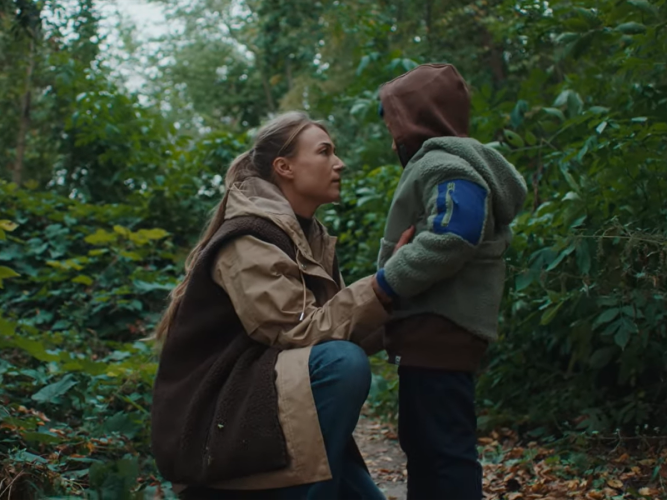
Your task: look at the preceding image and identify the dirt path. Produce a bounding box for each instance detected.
[354,414,666,500]
[354,414,407,500]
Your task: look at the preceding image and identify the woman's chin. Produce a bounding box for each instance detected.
[319,188,341,205]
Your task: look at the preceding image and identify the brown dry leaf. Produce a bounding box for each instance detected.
[508,493,523,500]
[638,487,653,496]
[586,491,604,500]
[607,478,623,489]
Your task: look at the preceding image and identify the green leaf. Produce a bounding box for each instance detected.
[11,336,59,362]
[31,374,78,404]
[570,30,596,59]
[542,107,565,121]
[22,431,63,444]
[104,412,142,439]
[589,346,616,369]
[546,244,575,271]
[567,92,584,117]
[113,225,131,237]
[560,169,581,195]
[575,241,591,275]
[588,106,610,115]
[356,54,371,75]
[628,0,658,15]
[0,315,16,336]
[0,220,18,232]
[555,32,579,45]
[593,308,620,330]
[540,301,565,326]
[602,319,624,337]
[503,130,525,148]
[515,271,536,292]
[131,228,169,244]
[0,266,20,288]
[88,248,109,256]
[525,131,537,146]
[615,22,647,34]
[84,229,118,245]
[0,220,18,240]
[615,329,630,350]
[72,274,94,286]
[119,250,142,261]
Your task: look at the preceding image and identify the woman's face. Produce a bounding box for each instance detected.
[279,125,345,213]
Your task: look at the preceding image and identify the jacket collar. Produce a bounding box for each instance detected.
[224,177,337,270]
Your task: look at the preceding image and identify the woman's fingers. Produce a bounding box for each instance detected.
[394,226,415,254]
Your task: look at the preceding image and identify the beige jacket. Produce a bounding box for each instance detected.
[182,177,388,491]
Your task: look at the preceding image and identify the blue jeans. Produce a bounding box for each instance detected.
[278,341,385,500]
[399,367,483,500]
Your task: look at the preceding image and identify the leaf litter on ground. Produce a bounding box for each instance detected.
[354,409,666,500]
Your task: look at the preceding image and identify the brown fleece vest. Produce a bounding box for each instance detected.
[151,216,297,485]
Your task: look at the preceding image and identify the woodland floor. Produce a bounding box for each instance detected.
[353,411,666,500]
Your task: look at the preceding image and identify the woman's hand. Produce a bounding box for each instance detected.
[393,226,415,255]
[373,226,415,306]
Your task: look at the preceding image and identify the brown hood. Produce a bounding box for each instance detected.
[379,64,470,166]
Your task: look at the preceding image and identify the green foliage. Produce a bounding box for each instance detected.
[0,181,179,497]
[1,0,667,495]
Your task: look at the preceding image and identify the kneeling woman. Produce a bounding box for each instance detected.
[151,112,407,499]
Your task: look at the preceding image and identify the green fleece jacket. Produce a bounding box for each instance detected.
[376,136,527,342]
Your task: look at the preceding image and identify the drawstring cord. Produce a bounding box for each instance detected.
[299,270,307,321]
[297,248,307,321]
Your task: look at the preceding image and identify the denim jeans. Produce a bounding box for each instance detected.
[278,341,385,500]
[181,341,384,500]
[398,366,483,500]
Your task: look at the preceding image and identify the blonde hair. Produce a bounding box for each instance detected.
[153,112,328,342]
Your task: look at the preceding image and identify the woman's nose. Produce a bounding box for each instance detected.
[333,156,346,171]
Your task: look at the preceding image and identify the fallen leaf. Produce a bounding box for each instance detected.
[607,478,623,489]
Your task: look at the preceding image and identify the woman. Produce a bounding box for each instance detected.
[151,112,412,499]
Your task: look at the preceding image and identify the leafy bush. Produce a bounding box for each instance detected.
[0,181,178,497]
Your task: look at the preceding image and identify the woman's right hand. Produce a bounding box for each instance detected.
[373,226,415,306]
[393,226,415,255]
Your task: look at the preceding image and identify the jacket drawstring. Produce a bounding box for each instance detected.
[297,249,307,321]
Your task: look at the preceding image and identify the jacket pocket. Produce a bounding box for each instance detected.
[377,238,397,269]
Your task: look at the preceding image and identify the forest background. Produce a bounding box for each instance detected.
[1,0,666,497]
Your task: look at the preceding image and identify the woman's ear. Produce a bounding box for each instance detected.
[272,157,294,181]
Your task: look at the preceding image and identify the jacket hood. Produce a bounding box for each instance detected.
[224,177,334,265]
[420,137,527,226]
[379,64,470,167]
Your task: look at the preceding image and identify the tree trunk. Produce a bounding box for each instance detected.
[13,39,34,186]
[285,57,293,91]
[261,70,276,112]
[482,28,505,86]
[424,0,433,54]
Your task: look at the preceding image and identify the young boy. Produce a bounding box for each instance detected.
[375,64,527,499]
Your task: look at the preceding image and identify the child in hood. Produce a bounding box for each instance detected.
[376,64,527,499]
